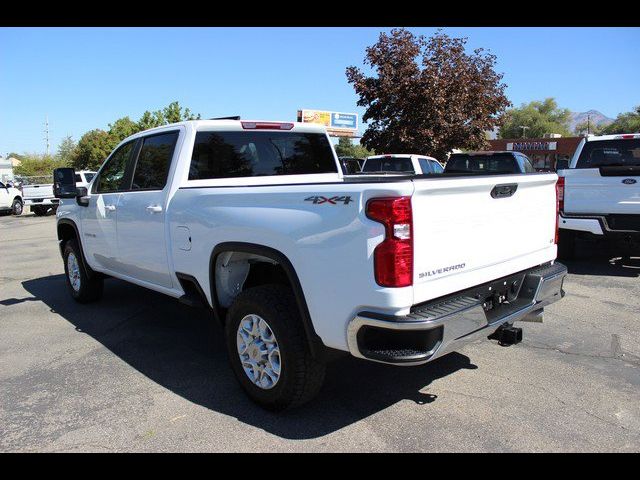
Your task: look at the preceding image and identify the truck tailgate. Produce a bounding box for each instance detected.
[411,174,558,305]
[22,184,54,200]
[563,168,640,215]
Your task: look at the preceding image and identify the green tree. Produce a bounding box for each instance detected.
[56,136,77,166]
[137,110,166,130]
[108,117,140,143]
[14,153,67,177]
[70,102,201,170]
[73,129,114,170]
[162,101,200,124]
[599,106,640,135]
[500,98,572,138]
[346,29,510,161]
[334,137,374,158]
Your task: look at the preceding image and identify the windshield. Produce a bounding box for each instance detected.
[362,157,414,173]
[576,139,640,168]
[445,153,520,174]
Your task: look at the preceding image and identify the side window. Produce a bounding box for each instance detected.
[517,154,535,173]
[418,158,432,174]
[94,141,136,193]
[430,160,444,173]
[74,174,82,183]
[131,131,179,190]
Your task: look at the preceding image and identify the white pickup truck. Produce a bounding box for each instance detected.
[54,119,567,410]
[22,171,96,216]
[362,154,445,174]
[557,133,640,258]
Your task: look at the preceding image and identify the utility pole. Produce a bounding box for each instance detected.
[44,115,50,156]
[519,125,529,139]
[587,114,591,135]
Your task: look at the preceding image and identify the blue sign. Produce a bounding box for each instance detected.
[330,112,358,130]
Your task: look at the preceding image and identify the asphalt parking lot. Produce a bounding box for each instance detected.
[1,211,639,452]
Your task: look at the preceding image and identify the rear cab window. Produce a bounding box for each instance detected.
[189,130,337,180]
[576,139,640,168]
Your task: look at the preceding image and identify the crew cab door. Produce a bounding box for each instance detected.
[82,140,137,272]
[115,130,180,288]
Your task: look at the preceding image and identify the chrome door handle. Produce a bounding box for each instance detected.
[146,205,163,213]
[104,204,116,211]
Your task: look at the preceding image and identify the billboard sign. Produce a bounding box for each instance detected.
[299,109,358,131]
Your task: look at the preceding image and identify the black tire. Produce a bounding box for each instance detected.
[11,198,23,216]
[557,229,576,260]
[225,284,326,411]
[63,239,103,303]
[31,206,45,216]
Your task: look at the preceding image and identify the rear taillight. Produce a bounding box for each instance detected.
[241,121,294,130]
[366,196,413,287]
[557,176,565,213]
[555,177,564,244]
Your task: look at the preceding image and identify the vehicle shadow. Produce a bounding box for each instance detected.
[564,237,640,278]
[21,274,476,440]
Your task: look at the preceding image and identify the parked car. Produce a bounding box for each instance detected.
[444,151,536,175]
[338,156,364,174]
[556,133,640,258]
[22,170,96,216]
[53,119,566,410]
[0,181,24,215]
[362,154,444,174]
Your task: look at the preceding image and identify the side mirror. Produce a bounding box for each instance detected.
[53,168,78,198]
[76,186,89,207]
[555,159,569,171]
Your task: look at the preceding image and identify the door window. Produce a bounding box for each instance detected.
[131,131,179,190]
[94,141,136,193]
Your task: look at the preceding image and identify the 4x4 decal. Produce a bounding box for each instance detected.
[305,195,353,205]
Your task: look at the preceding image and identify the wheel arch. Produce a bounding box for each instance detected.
[209,242,324,358]
[57,218,96,279]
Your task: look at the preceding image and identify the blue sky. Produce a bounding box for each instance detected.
[1,27,638,155]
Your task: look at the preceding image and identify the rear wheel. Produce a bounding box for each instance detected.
[31,206,46,216]
[225,284,325,411]
[557,229,576,260]
[63,239,103,303]
[11,198,23,216]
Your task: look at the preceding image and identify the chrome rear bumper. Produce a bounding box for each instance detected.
[347,262,567,365]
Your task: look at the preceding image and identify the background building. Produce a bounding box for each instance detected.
[0,156,15,183]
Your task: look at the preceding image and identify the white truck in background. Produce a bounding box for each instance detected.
[362,154,445,174]
[0,181,24,215]
[53,119,566,410]
[21,171,96,216]
[557,133,640,258]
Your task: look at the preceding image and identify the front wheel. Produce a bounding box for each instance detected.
[11,198,23,216]
[63,239,103,303]
[225,284,326,411]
